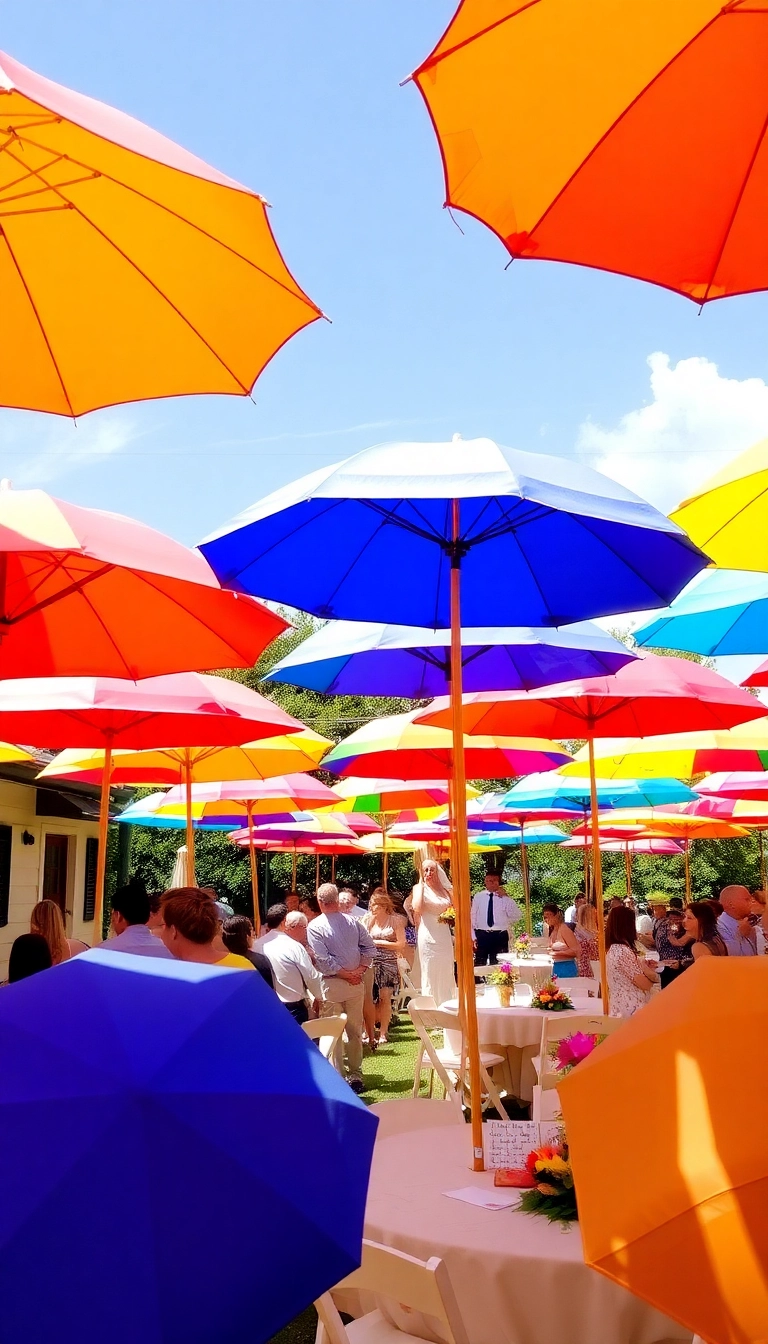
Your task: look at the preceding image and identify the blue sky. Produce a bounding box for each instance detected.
[4,0,768,564]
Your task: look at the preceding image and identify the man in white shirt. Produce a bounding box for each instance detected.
[718,885,758,957]
[338,889,366,921]
[564,893,586,927]
[252,904,286,953]
[261,909,323,1024]
[470,874,522,966]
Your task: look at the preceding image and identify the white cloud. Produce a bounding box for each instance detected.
[0,411,139,488]
[577,352,768,512]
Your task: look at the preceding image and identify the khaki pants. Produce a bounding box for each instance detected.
[321,977,364,1080]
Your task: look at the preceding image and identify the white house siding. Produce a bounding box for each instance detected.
[0,779,100,979]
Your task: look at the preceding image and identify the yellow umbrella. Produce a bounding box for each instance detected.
[671,437,768,572]
[0,744,34,765]
[560,720,768,780]
[38,731,331,891]
[0,49,321,415]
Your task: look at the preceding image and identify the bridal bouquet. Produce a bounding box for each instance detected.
[514,933,534,959]
[437,906,456,926]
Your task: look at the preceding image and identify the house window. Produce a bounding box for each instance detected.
[83,837,98,923]
[0,825,11,928]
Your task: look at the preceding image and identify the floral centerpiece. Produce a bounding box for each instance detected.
[531,978,573,1012]
[520,1143,577,1224]
[514,932,534,959]
[437,905,456,927]
[487,959,520,1007]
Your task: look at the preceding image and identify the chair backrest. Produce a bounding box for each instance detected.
[369,1096,463,1139]
[302,1014,347,1060]
[319,1239,470,1344]
[590,959,601,979]
[408,998,458,1095]
[569,977,599,999]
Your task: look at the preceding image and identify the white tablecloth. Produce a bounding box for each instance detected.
[492,954,553,988]
[349,1125,690,1344]
[441,988,581,1099]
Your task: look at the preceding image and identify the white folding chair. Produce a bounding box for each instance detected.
[369,1095,464,1140]
[531,1077,562,1123]
[316,1239,470,1344]
[394,958,421,1014]
[568,977,600,1001]
[408,997,507,1116]
[590,960,601,980]
[302,1015,347,1067]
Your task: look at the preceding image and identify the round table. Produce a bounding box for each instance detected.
[351,1125,690,1344]
[442,987,582,1100]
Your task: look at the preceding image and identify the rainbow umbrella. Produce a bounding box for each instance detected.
[322,709,572,781]
[561,721,768,780]
[580,809,750,902]
[267,618,634,696]
[40,730,332,787]
[695,772,768,801]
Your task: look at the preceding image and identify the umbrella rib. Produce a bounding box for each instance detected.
[13,133,323,318]
[122,568,261,665]
[0,225,75,416]
[312,513,393,617]
[702,107,768,304]
[1,563,115,625]
[521,13,723,248]
[360,499,446,545]
[412,1,542,79]
[564,510,692,609]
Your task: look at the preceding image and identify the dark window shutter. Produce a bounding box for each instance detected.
[83,837,98,922]
[0,826,11,928]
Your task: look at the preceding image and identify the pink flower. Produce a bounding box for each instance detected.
[555,1031,597,1070]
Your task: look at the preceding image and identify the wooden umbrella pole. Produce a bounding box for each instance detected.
[685,841,691,904]
[447,777,468,1041]
[382,823,388,889]
[291,850,297,888]
[582,837,590,902]
[760,830,766,888]
[315,853,320,890]
[450,500,485,1171]
[625,843,632,900]
[247,802,260,934]
[520,825,532,935]
[331,855,336,882]
[92,736,113,946]
[588,736,609,1011]
[184,748,195,886]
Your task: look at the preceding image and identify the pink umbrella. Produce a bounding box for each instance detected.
[562,834,684,900]
[10,672,303,930]
[695,771,768,801]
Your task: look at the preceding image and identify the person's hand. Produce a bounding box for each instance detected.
[311,998,322,1016]
[738,917,755,937]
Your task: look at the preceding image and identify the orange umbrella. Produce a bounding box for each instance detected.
[0,483,287,678]
[559,958,768,1344]
[0,49,321,415]
[411,1,768,303]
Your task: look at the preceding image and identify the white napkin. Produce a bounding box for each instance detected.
[442,1186,521,1211]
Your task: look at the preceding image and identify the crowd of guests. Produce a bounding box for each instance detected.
[545,883,768,1018]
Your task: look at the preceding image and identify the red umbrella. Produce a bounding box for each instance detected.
[230,829,367,891]
[742,659,768,687]
[418,655,765,1004]
[9,672,303,933]
[0,482,286,678]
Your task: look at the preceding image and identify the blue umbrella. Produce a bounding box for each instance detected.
[266,618,635,696]
[200,437,704,628]
[0,950,376,1344]
[471,822,566,847]
[634,569,768,655]
[199,434,704,1170]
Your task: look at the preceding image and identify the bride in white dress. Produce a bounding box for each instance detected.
[410,857,456,1007]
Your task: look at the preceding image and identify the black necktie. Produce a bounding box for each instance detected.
[487,892,494,928]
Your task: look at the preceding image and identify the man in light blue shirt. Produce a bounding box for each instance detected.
[106,881,174,959]
[717,886,758,957]
[307,883,375,1092]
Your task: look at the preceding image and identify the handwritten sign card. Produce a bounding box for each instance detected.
[483,1120,562,1169]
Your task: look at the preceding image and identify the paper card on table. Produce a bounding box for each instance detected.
[442,1185,521,1211]
[483,1120,562,1169]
